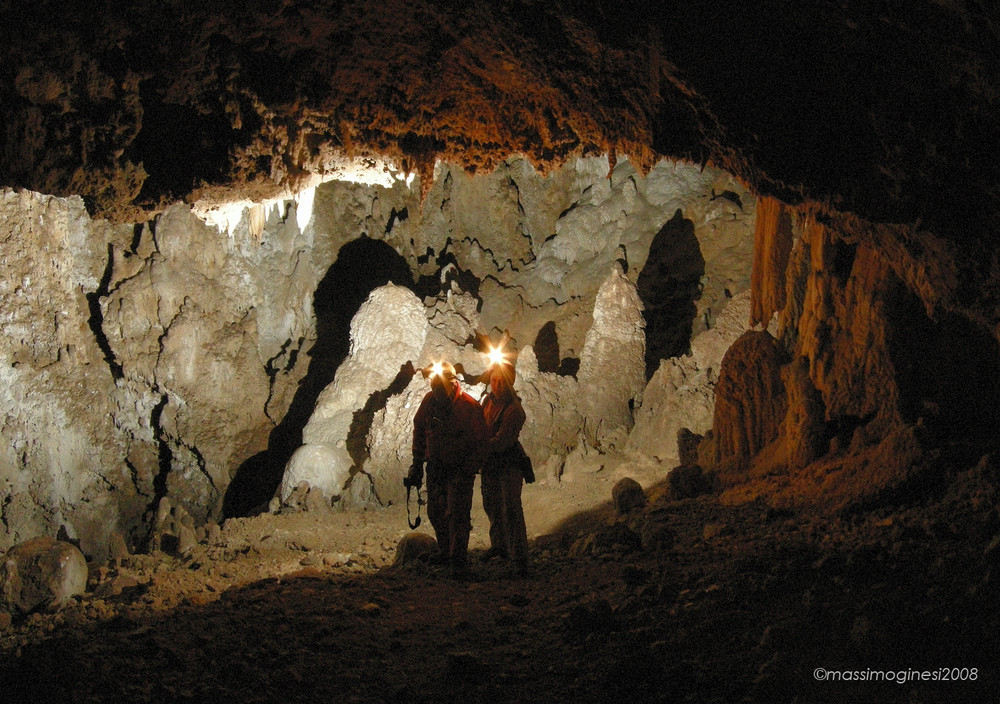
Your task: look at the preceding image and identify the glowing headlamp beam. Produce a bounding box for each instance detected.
[486,344,507,367]
[429,361,444,378]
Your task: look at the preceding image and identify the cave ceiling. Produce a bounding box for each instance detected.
[1,0,998,249]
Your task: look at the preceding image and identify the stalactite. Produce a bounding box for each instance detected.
[750,196,793,327]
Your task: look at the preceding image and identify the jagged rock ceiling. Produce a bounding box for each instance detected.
[3,0,998,246]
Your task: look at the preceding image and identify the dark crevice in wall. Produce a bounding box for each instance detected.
[533,320,580,377]
[128,223,144,254]
[85,243,124,380]
[141,393,174,547]
[0,494,11,532]
[124,458,148,499]
[636,209,705,379]
[385,206,408,234]
[262,336,304,423]
[534,321,560,372]
[887,282,1000,441]
[223,235,414,518]
[184,442,213,495]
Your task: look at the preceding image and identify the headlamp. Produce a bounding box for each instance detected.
[486,344,507,368]
[429,361,444,378]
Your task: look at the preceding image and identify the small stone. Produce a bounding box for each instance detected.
[676,428,703,466]
[294,537,318,552]
[323,553,351,567]
[668,464,714,499]
[639,521,675,552]
[612,477,646,515]
[155,497,172,529]
[393,532,438,566]
[702,522,727,540]
[178,525,197,555]
[304,487,332,514]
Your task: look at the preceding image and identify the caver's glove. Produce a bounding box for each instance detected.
[403,461,424,490]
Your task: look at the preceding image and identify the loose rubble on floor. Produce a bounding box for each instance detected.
[1,460,998,703]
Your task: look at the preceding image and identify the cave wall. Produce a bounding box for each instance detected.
[709,201,1000,509]
[0,190,136,556]
[283,156,757,507]
[0,155,756,556]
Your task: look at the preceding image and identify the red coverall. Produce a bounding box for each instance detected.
[412,381,487,576]
[481,380,529,572]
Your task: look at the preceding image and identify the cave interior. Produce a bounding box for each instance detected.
[1,1,999,702]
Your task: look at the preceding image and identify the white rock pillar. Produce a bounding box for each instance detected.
[577,265,646,450]
[278,284,428,503]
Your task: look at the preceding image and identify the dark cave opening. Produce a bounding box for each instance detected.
[533,320,580,377]
[127,80,234,203]
[534,321,559,372]
[413,248,481,302]
[636,208,705,380]
[887,281,1000,442]
[222,235,413,518]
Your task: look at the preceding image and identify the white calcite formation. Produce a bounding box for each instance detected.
[281,285,428,505]
[627,290,754,464]
[577,265,646,450]
[0,154,756,554]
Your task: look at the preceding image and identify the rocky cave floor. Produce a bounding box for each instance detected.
[2,461,998,704]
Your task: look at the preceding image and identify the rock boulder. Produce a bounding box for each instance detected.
[0,537,88,613]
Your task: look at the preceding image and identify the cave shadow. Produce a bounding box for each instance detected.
[343,361,418,503]
[222,235,413,518]
[9,473,997,704]
[532,321,580,376]
[885,277,1000,450]
[636,208,705,380]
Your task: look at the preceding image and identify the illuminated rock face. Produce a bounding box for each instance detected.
[0,1,997,562]
[0,156,756,555]
[712,331,788,473]
[577,265,646,449]
[627,290,754,464]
